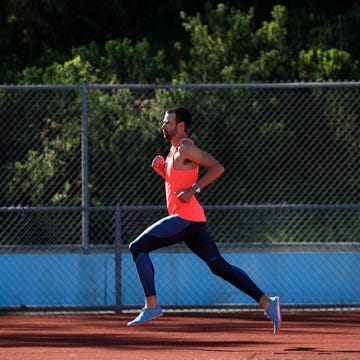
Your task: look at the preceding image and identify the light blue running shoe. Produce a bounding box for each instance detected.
[127,305,163,326]
[265,296,282,334]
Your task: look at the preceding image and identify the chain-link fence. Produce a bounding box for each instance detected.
[0,83,359,312]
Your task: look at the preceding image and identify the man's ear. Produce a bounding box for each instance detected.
[177,121,185,130]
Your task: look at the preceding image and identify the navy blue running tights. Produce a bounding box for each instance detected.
[129,215,264,302]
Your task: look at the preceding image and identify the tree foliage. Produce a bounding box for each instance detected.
[1,1,359,83]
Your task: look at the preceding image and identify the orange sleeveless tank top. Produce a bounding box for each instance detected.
[164,138,206,222]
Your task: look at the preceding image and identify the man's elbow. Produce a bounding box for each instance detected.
[218,163,225,176]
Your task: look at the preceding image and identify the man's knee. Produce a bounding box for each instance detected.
[129,241,142,261]
[128,241,136,257]
[128,234,152,261]
[207,256,231,277]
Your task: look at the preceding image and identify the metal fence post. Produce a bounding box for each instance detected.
[115,205,122,313]
[81,84,90,251]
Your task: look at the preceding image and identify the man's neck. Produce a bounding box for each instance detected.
[171,134,188,147]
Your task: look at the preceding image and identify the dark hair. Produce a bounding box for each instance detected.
[166,106,192,131]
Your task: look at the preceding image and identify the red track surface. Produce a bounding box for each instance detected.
[0,311,359,359]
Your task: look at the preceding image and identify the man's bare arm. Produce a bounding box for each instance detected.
[175,142,224,202]
[180,142,224,189]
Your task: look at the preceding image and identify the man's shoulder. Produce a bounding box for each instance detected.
[178,138,196,154]
[178,137,194,147]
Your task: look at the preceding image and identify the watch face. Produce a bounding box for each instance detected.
[192,184,200,192]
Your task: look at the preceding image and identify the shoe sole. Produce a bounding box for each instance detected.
[127,312,163,327]
[275,297,282,335]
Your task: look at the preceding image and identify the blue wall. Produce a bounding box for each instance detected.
[1,251,359,307]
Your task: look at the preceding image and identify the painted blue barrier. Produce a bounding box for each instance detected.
[1,251,359,307]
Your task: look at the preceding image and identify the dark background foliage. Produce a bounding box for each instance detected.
[1,0,359,83]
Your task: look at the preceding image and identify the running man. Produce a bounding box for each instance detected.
[127,106,282,334]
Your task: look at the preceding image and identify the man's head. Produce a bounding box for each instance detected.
[166,107,192,131]
[161,106,192,140]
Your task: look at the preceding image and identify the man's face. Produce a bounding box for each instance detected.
[161,112,178,140]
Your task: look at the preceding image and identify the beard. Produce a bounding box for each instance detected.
[162,131,171,140]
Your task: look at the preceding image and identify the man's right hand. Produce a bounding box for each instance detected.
[152,155,165,178]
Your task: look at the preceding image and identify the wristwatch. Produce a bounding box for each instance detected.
[192,183,201,193]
